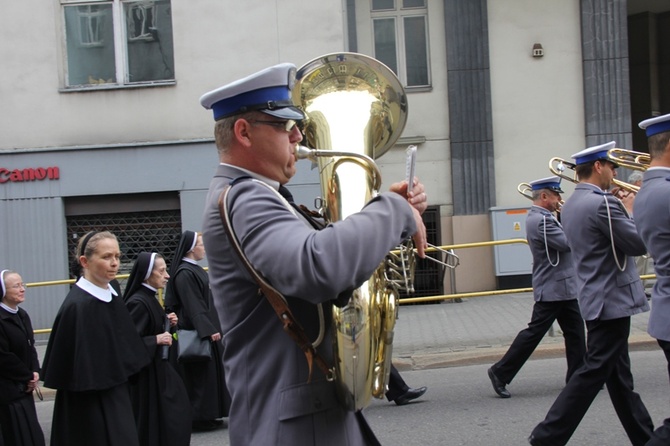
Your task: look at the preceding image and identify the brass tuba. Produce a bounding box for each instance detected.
[292,52,408,411]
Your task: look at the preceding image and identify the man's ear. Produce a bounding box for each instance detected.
[234,119,253,148]
[594,160,605,173]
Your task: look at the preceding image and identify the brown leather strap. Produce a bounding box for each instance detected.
[218,185,333,382]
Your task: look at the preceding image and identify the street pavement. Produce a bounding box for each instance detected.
[32,292,658,444]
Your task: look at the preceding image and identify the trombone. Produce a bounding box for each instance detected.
[607,148,650,171]
[517,182,534,201]
[549,156,640,194]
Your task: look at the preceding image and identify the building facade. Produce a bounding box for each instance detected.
[1,0,668,330]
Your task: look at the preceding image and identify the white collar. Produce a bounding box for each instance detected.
[220,163,280,190]
[142,283,158,293]
[0,302,18,314]
[76,277,117,303]
[181,257,198,265]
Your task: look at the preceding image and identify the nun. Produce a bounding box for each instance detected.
[164,230,230,430]
[0,270,45,446]
[41,231,149,446]
[123,252,191,446]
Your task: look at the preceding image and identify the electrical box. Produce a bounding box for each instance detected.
[490,206,532,276]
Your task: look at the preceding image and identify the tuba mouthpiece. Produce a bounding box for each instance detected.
[294,144,315,160]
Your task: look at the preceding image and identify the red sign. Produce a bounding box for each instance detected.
[0,167,60,184]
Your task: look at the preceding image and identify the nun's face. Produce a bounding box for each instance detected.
[191,235,206,261]
[2,273,25,308]
[81,238,121,288]
[146,257,169,290]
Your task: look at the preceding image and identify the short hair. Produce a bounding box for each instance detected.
[628,171,643,184]
[648,132,670,160]
[213,111,257,155]
[575,162,595,180]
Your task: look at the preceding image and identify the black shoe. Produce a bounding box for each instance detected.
[528,434,552,446]
[393,386,427,406]
[487,367,511,398]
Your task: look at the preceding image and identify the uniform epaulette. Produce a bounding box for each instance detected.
[230,176,252,186]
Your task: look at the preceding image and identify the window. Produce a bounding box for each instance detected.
[61,0,175,88]
[371,0,430,88]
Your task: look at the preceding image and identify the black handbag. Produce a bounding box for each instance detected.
[176,329,212,362]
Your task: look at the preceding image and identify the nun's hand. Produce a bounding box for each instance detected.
[156,331,173,346]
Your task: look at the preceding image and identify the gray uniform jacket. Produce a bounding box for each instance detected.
[201,164,416,446]
[634,168,670,341]
[560,183,648,321]
[526,205,576,302]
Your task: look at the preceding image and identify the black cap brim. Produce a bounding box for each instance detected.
[261,106,305,120]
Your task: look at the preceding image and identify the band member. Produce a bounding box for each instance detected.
[488,176,584,399]
[633,113,670,446]
[199,63,428,445]
[529,142,653,446]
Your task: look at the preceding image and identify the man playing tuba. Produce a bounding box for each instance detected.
[200,62,427,446]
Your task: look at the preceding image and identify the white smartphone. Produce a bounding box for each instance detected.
[405,145,417,187]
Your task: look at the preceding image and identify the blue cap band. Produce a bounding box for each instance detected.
[645,120,670,137]
[531,181,562,191]
[212,86,292,120]
[574,150,609,165]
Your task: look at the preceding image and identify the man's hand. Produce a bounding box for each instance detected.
[411,207,428,258]
[389,178,429,257]
[390,178,428,215]
[619,190,636,215]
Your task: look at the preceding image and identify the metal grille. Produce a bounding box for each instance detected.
[66,210,182,289]
[400,206,444,299]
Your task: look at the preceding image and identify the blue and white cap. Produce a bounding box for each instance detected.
[200,63,305,121]
[529,176,564,193]
[571,141,617,166]
[639,113,670,137]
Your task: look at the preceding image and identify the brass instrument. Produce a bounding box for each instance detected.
[607,148,650,171]
[549,156,640,194]
[292,52,407,411]
[517,182,534,201]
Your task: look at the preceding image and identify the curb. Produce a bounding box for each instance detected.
[392,333,658,372]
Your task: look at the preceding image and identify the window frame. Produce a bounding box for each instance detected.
[59,0,175,91]
[370,0,431,90]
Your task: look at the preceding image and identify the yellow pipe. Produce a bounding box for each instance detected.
[28,239,657,333]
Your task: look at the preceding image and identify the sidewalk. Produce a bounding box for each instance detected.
[390,291,655,371]
[34,291,655,396]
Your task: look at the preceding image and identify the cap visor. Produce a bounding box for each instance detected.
[261,106,305,120]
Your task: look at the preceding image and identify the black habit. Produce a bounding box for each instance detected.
[123,252,191,446]
[169,261,229,421]
[41,281,150,446]
[0,306,45,446]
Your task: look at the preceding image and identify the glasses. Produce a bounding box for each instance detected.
[249,119,298,133]
[8,283,25,290]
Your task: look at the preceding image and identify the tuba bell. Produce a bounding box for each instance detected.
[292,52,407,411]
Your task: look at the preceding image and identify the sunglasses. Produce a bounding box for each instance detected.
[249,119,299,132]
